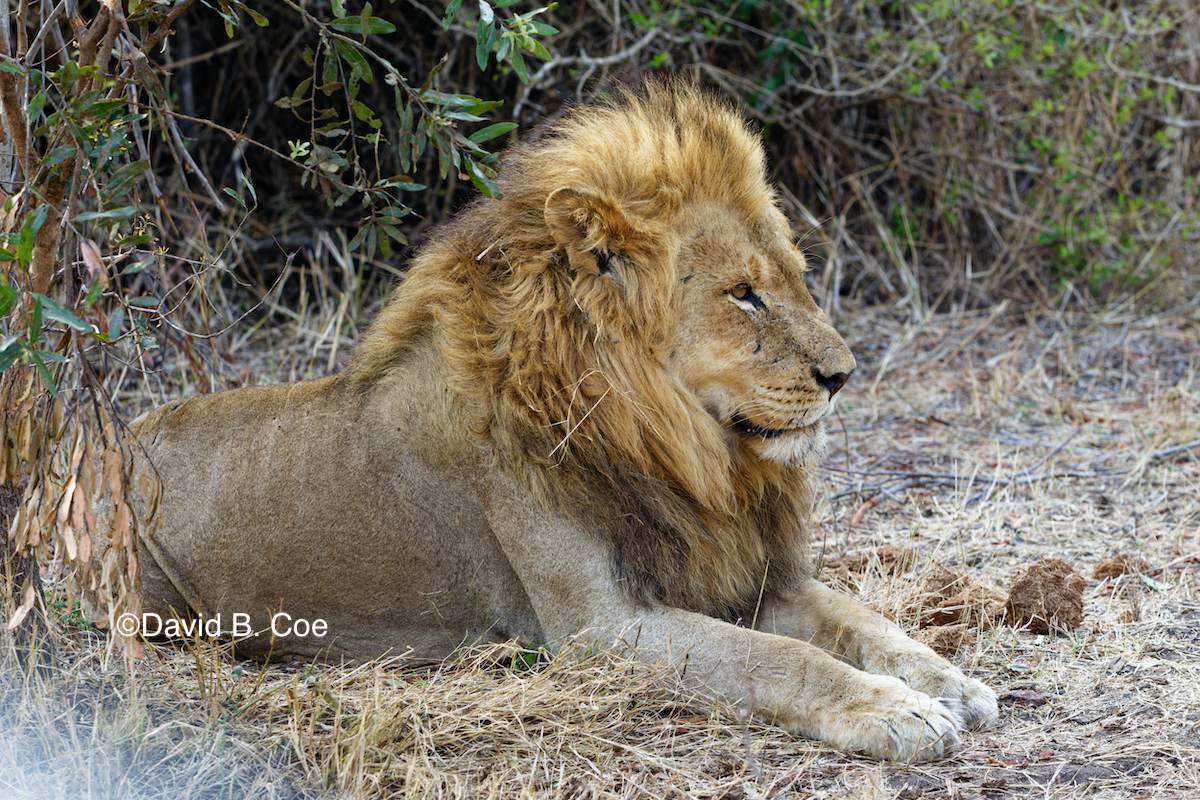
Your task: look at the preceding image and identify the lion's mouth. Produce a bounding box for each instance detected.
[730,414,806,440]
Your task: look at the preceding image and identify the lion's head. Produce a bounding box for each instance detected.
[350,80,855,619]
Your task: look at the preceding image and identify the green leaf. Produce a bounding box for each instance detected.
[442,0,463,29]
[29,297,43,338]
[243,5,269,26]
[29,349,57,396]
[528,20,558,35]
[128,296,160,308]
[521,36,552,61]
[466,100,504,115]
[82,98,125,117]
[468,121,517,144]
[420,89,478,107]
[377,175,426,191]
[510,48,528,83]
[0,62,22,74]
[38,350,67,363]
[107,307,124,341]
[347,223,369,253]
[25,205,49,237]
[336,41,372,84]
[242,172,257,205]
[329,16,397,35]
[466,160,502,198]
[0,282,16,318]
[322,52,339,89]
[101,160,151,202]
[31,293,97,333]
[477,16,493,70]
[75,206,137,225]
[0,336,21,372]
[0,247,14,262]
[43,146,75,168]
[28,90,46,121]
[119,259,151,276]
[291,75,314,100]
[350,99,382,127]
[332,0,347,18]
[82,280,104,310]
[479,0,494,25]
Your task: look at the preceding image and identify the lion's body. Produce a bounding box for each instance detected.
[124,81,996,761]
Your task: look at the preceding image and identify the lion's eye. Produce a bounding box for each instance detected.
[729,283,765,313]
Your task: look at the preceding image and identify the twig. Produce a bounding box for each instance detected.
[147,92,227,213]
[1147,439,1200,463]
[514,26,662,116]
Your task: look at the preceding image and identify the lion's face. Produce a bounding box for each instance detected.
[542,180,853,473]
[667,201,856,466]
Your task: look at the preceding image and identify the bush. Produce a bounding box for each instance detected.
[165,0,1200,312]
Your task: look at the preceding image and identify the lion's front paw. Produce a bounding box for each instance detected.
[882,689,962,763]
[894,651,999,731]
[811,674,962,763]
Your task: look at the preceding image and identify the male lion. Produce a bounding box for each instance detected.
[123,81,996,761]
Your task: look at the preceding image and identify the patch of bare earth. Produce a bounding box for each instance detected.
[2,303,1198,799]
[819,302,1200,799]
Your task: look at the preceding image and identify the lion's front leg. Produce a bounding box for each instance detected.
[757,577,999,731]
[482,474,970,762]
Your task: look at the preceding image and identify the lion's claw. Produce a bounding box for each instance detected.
[808,673,964,762]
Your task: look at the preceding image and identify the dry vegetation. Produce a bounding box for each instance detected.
[3,298,1197,799]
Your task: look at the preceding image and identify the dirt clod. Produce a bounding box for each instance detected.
[1005,558,1087,634]
[915,623,973,655]
[1093,553,1151,580]
[819,546,916,586]
[913,564,1007,628]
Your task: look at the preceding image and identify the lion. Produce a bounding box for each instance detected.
[121,80,996,761]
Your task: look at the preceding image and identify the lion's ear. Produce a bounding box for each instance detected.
[544,187,631,256]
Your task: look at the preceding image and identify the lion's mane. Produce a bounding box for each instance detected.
[348,81,811,620]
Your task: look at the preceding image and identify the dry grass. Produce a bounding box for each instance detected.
[3,297,1199,799]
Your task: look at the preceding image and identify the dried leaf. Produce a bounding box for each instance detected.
[49,398,65,439]
[57,473,79,560]
[16,413,31,461]
[71,483,88,537]
[57,472,77,528]
[115,502,131,550]
[80,431,97,499]
[5,580,35,631]
[80,238,107,280]
[77,524,92,564]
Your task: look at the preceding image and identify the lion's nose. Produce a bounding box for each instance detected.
[812,365,851,397]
